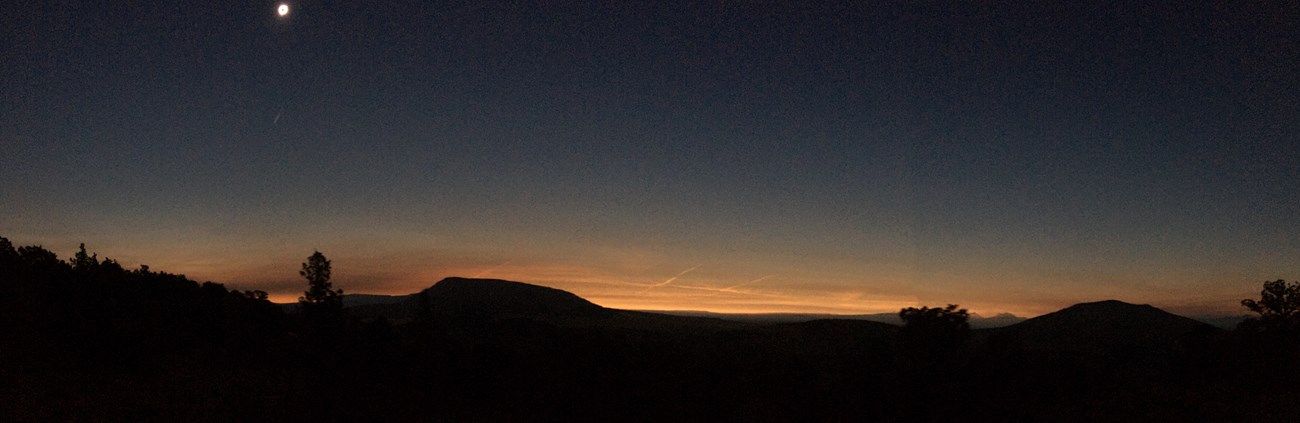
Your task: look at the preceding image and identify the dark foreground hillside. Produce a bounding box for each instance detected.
[3,239,1299,422]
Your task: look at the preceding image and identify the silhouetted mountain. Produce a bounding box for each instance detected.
[340,277,606,323]
[337,280,1031,333]
[343,277,746,333]
[973,313,1030,329]
[991,300,1219,353]
[421,277,603,318]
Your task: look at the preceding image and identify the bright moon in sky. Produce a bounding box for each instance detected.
[277,4,289,17]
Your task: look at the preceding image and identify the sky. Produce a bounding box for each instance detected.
[3,1,1298,316]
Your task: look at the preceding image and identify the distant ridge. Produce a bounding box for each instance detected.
[329,283,1224,346]
[994,300,1219,352]
[341,293,408,307]
[418,277,604,319]
[649,310,1027,328]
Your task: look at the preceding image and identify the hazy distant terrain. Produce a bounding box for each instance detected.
[646,309,1028,328]
[328,293,1249,329]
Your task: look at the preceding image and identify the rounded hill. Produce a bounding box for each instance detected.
[418,277,604,320]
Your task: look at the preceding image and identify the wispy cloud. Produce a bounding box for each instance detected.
[638,265,700,294]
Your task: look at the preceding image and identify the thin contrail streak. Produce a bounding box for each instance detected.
[694,275,776,298]
[670,283,793,299]
[723,275,775,291]
[638,265,700,294]
[273,110,282,124]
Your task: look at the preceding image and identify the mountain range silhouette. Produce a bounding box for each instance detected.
[5,240,1295,422]
[338,277,1220,345]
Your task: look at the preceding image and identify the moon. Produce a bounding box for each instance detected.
[277,4,289,17]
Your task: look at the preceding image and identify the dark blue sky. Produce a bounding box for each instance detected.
[3,1,1297,314]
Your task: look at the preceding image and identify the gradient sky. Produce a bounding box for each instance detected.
[4,1,1297,316]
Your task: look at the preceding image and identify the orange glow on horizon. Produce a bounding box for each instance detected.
[15,237,1259,319]
[256,270,1249,318]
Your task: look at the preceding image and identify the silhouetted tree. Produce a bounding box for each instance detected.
[1231,279,1300,408]
[242,290,270,301]
[298,251,343,339]
[70,243,98,270]
[898,304,970,362]
[894,304,972,419]
[900,304,970,340]
[0,236,17,267]
[1240,279,1300,336]
[17,245,62,270]
[299,251,341,305]
[98,258,123,274]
